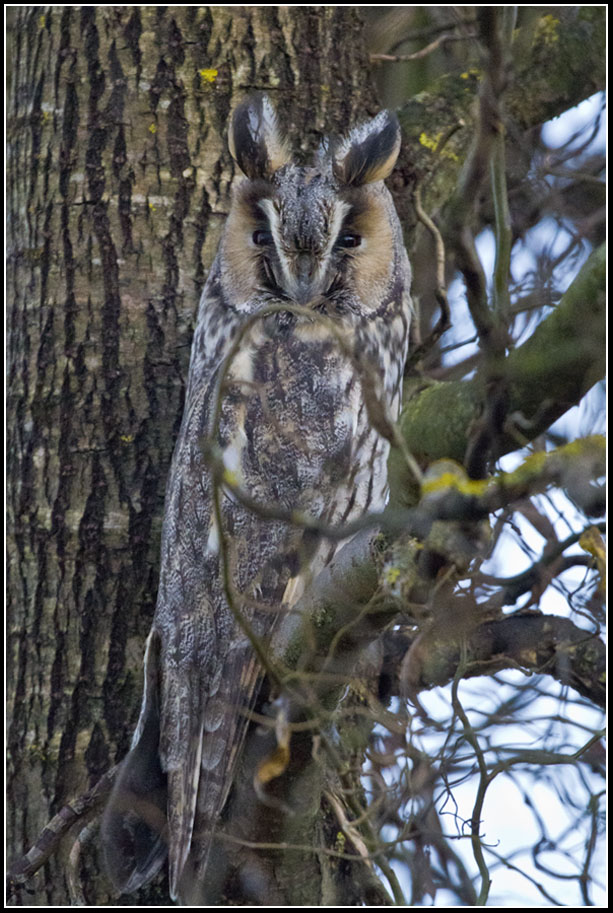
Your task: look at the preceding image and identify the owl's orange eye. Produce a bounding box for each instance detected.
[253,229,273,246]
[337,232,361,248]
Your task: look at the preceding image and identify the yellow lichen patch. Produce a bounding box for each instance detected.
[501,448,548,486]
[385,566,401,586]
[579,526,606,592]
[505,435,604,489]
[419,131,441,152]
[418,132,459,162]
[535,13,560,46]
[425,470,485,494]
[199,68,218,84]
[148,123,157,134]
[421,460,487,498]
[420,437,605,509]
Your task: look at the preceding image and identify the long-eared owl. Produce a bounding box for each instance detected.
[101,94,412,902]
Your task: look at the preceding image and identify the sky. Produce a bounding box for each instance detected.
[384,91,606,907]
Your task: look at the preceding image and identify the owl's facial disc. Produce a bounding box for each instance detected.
[223,162,396,316]
[251,167,358,307]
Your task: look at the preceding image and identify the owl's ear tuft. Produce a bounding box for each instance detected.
[333,110,401,186]
[229,94,291,180]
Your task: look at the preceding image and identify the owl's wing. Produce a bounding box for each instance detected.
[101,361,224,897]
[101,351,299,900]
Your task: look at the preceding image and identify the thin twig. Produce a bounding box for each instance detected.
[67,821,98,905]
[6,766,118,895]
[450,655,492,905]
[488,7,516,322]
[405,183,451,371]
[370,32,476,63]
[389,16,477,50]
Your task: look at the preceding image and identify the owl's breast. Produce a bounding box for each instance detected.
[217,323,374,512]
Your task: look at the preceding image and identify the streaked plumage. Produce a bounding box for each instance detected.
[101,94,412,903]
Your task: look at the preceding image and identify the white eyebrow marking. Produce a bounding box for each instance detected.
[257,198,296,292]
[317,199,351,283]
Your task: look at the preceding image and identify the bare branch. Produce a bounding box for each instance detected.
[7,766,117,896]
[382,613,605,709]
[370,32,476,64]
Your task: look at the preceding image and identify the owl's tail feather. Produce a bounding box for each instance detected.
[175,650,263,904]
[166,725,204,899]
[101,634,168,894]
[102,638,264,901]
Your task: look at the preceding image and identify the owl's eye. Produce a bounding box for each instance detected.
[252,229,274,246]
[336,232,362,249]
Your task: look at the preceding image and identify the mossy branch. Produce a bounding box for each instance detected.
[389,242,606,507]
[382,612,606,710]
[395,8,605,227]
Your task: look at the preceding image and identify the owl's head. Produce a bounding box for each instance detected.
[221,94,406,315]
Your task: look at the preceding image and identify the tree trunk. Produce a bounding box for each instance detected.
[6,6,377,905]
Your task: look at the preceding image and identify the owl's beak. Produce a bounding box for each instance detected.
[292,253,323,305]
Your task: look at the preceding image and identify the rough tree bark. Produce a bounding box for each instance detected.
[6,5,605,907]
[6,6,377,905]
